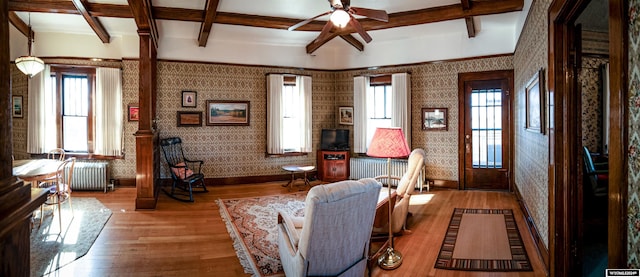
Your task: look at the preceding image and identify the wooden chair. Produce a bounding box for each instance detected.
[38,157,76,231]
[160,137,207,202]
[47,148,66,161]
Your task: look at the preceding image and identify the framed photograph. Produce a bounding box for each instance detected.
[338,106,353,125]
[182,91,197,108]
[128,103,139,122]
[205,100,250,126]
[422,108,448,131]
[176,111,202,127]
[12,96,23,118]
[525,68,545,134]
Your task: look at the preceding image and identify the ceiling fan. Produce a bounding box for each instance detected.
[288,0,389,44]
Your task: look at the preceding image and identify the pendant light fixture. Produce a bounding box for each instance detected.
[15,12,44,78]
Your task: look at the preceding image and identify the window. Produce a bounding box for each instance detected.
[366,83,392,147]
[267,74,312,155]
[353,73,411,153]
[27,66,123,157]
[51,67,95,153]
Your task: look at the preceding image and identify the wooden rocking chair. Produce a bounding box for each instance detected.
[160,137,207,202]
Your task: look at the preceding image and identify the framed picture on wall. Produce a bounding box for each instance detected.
[182,91,197,108]
[205,100,250,126]
[176,111,202,127]
[128,103,139,121]
[525,68,545,134]
[338,106,353,125]
[422,108,448,131]
[12,96,23,118]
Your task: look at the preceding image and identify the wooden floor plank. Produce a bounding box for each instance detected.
[45,181,548,276]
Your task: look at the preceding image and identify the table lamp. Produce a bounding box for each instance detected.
[366,127,411,269]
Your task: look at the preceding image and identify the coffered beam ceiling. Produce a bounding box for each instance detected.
[8,0,522,50]
[71,0,110,43]
[461,0,476,38]
[198,0,220,47]
[127,0,158,48]
[8,11,31,38]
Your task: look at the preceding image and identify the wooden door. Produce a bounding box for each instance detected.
[459,71,513,190]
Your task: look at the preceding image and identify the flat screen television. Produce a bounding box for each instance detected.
[321,129,350,151]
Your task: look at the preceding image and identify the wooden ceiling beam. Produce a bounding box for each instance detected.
[127,0,158,48]
[339,34,364,52]
[306,32,339,54]
[465,17,476,37]
[197,0,220,47]
[72,0,110,43]
[8,11,32,38]
[461,0,475,38]
[8,0,523,32]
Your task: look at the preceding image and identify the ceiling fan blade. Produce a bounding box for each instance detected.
[348,15,372,43]
[349,7,389,22]
[314,20,335,42]
[288,11,332,31]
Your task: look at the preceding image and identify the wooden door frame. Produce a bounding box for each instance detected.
[548,0,628,275]
[458,70,515,190]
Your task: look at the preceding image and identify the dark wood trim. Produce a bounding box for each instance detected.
[426,179,458,189]
[127,0,159,49]
[514,181,550,273]
[71,0,110,43]
[8,11,30,37]
[197,0,220,47]
[607,0,628,268]
[465,17,476,38]
[457,70,514,191]
[547,0,629,275]
[8,0,523,35]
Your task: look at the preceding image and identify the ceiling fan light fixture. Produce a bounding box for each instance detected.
[330,9,350,28]
[15,56,45,77]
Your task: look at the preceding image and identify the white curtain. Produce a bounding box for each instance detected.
[27,65,56,154]
[95,67,123,156]
[297,76,313,153]
[391,73,411,147]
[267,74,284,154]
[353,76,369,153]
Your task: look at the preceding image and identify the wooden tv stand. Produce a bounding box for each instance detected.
[317,150,350,182]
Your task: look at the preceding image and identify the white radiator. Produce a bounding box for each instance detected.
[350,157,428,192]
[68,161,110,192]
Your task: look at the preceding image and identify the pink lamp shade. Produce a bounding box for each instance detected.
[366,127,410,158]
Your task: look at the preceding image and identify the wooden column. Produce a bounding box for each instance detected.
[0,1,47,276]
[134,31,158,210]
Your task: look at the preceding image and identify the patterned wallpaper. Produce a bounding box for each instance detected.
[112,61,337,179]
[11,65,28,160]
[628,0,640,268]
[334,57,514,182]
[581,57,609,154]
[513,0,552,248]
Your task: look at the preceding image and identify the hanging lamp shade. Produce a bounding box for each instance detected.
[15,56,45,77]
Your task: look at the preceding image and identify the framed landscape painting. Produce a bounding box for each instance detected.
[525,68,545,134]
[206,100,250,126]
[422,108,448,131]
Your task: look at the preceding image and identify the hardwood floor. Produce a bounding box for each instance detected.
[47,181,548,277]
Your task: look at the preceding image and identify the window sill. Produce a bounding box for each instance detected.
[265,152,309,158]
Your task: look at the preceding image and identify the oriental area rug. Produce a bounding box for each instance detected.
[31,197,112,277]
[435,208,533,272]
[217,192,307,277]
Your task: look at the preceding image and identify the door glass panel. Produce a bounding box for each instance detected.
[471,88,503,168]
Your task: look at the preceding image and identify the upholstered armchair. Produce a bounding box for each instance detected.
[277,178,382,277]
[373,148,426,235]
